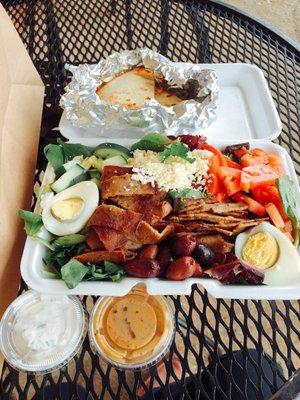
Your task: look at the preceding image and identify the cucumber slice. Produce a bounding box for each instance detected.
[69,172,89,186]
[55,159,80,177]
[51,164,86,193]
[93,143,131,159]
[102,155,128,167]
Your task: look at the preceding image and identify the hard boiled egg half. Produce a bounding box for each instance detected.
[235,222,300,286]
[42,181,99,236]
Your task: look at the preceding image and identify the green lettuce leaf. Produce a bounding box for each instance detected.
[160,142,195,163]
[277,175,299,247]
[61,259,90,289]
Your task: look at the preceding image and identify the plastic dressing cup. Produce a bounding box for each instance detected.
[89,284,175,370]
[0,290,87,374]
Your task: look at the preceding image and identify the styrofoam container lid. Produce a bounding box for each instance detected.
[59,63,282,142]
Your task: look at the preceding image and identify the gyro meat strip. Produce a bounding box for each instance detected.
[112,195,172,224]
[174,212,246,224]
[196,234,234,253]
[88,204,143,236]
[101,165,133,181]
[74,250,126,265]
[94,226,142,252]
[185,222,234,236]
[201,202,248,215]
[85,228,104,251]
[101,174,158,199]
[232,218,269,234]
[135,221,174,244]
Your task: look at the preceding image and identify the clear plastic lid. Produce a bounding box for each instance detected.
[89,284,175,370]
[0,290,87,374]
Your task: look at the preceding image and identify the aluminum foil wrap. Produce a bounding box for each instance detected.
[60,48,218,138]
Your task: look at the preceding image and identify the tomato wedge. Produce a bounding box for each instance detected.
[240,153,268,167]
[223,156,242,170]
[265,203,285,229]
[233,192,266,217]
[240,164,281,192]
[206,155,221,196]
[217,166,241,196]
[234,147,248,158]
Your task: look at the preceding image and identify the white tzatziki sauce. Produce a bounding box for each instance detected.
[0,291,85,373]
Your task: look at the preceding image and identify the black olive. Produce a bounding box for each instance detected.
[192,244,216,268]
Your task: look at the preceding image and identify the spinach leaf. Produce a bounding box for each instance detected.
[160,142,195,163]
[86,261,125,282]
[19,209,54,249]
[131,132,170,153]
[60,259,124,288]
[169,188,206,200]
[43,242,87,268]
[142,133,170,145]
[131,140,165,153]
[57,139,92,161]
[52,234,85,249]
[44,144,65,172]
[18,210,43,236]
[277,175,300,247]
[61,259,90,289]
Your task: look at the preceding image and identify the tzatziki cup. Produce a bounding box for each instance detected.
[89,284,175,370]
[0,290,87,374]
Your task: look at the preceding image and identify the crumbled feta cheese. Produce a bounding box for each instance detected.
[128,149,213,192]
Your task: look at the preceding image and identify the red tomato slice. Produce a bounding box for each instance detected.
[223,156,242,170]
[217,167,241,196]
[216,191,228,203]
[240,153,268,167]
[240,164,280,192]
[234,146,249,158]
[267,153,282,166]
[206,155,221,196]
[233,192,266,217]
[265,203,285,229]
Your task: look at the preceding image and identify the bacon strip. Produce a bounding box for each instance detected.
[85,229,103,251]
[74,250,126,265]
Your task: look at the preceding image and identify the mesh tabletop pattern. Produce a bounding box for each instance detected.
[1,0,300,399]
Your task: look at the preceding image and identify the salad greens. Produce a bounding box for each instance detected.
[61,259,125,289]
[42,234,125,288]
[61,259,90,289]
[44,139,92,173]
[18,210,53,250]
[169,188,206,200]
[277,175,300,247]
[160,142,195,163]
[131,132,171,152]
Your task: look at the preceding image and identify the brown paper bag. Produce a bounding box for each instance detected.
[0,5,45,317]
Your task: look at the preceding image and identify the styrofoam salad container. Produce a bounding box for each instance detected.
[20,138,300,300]
[59,63,282,143]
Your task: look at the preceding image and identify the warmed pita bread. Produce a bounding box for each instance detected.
[96,67,154,110]
[97,66,182,109]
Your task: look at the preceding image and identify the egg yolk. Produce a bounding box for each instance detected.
[242,232,279,270]
[51,197,84,221]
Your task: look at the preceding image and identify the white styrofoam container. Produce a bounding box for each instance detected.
[21,138,300,300]
[59,63,282,142]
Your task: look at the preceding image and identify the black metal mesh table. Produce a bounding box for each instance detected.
[1,0,300,399]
